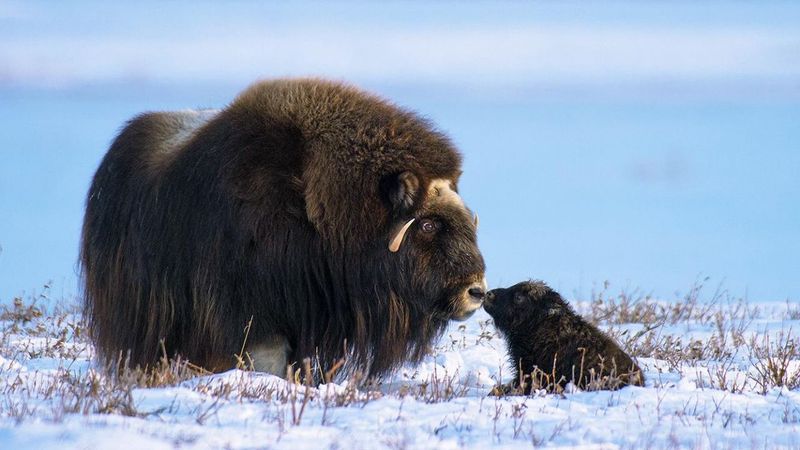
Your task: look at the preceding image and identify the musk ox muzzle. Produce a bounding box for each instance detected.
[452,278,488,321]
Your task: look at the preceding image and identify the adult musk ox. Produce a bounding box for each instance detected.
[81,78,486,380]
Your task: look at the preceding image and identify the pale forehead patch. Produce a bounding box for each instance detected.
[426,178,465,208]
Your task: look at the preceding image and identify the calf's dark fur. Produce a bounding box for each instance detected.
[485,281,644,393]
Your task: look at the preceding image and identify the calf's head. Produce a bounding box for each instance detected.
[484,281,565,331]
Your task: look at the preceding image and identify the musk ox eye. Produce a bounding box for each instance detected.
[420,219,438,234]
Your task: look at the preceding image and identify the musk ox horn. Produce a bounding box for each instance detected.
[388,218,416,252]
[473,213,479,229]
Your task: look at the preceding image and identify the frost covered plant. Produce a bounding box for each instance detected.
[579,278,731,327]
[748,330,800,394]
[492,359,643,396]
[786,301,800,321]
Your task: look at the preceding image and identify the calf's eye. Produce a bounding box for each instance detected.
[420,219,438,234]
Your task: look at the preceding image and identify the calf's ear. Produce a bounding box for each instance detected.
[382,171,420,213]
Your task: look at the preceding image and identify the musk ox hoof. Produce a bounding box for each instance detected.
[485,281,645,394]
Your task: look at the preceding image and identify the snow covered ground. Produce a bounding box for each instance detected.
[1,285,799,449]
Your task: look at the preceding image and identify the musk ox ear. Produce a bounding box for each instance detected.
[382,171,420,213]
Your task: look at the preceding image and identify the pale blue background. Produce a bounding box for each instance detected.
[1,1,798,303]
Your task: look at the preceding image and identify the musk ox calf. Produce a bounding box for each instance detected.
[81,78,486,380]
[485,281,644,393]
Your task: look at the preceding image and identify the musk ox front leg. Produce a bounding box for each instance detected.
[247,336,290,376]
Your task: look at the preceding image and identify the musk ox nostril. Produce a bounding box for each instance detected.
[468,286,486,302]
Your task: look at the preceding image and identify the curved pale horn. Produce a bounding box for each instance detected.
[473,213,479,229]
[388,218,416,252]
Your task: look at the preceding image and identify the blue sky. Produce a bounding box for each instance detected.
[1,1,799,302]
